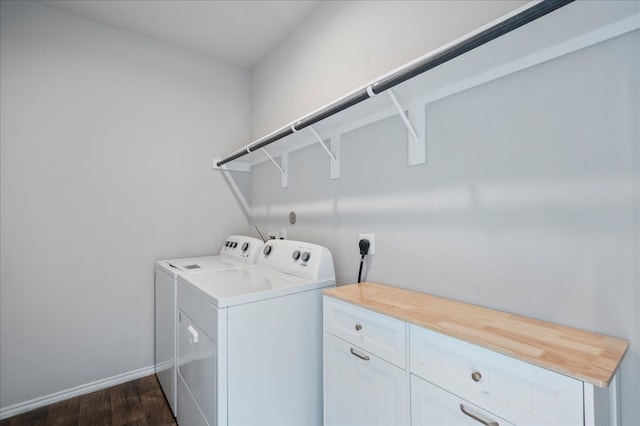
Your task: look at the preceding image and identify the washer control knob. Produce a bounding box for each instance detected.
[231,242,237,248]
[292,250,301,260]
[263,245,272,256]
[242,242,249,251]
[224,241,230,247]
[301,252,311,262]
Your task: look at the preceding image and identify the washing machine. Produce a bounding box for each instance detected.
[176,239,335,426]
[154,235,264,417]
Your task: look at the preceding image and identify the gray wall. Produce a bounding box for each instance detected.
[0,0,251,411]
[250,2,640,424]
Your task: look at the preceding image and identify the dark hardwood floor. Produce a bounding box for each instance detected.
[0,375,176,426]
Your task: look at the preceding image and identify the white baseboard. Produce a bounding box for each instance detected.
[0,365,156,421]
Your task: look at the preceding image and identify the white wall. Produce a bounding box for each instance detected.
[250,1,640,424]
[0,0,251,414]
[251,0,528,138]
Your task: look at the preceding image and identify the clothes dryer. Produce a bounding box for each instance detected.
[154,235,263,416]
[176,239,335,426]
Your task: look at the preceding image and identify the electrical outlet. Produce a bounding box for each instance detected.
[279,228,287,239]
[358,233,375,256]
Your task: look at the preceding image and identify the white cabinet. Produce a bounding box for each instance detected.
[323,290,622,426]
[323,297,409,426]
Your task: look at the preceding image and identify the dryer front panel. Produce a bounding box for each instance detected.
[178,309,217,426]
[177,280,223,426]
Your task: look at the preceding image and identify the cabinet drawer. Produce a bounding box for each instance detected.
[411,374,514,426]
[410,325,583,425]
[325,334,409,426]
[324,296,406,368]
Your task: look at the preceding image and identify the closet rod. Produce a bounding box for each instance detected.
[216,0,573,168]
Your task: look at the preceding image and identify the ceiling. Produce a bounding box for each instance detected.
[39,0,320,69]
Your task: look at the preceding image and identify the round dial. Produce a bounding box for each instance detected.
[242,242,249,251]
[263,245,272,256]
[301,252,311,262]
[292,250,301,260]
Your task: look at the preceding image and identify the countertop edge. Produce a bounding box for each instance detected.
[324,282,629,388]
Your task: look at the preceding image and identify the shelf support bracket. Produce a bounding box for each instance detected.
[280,152,289,188]
[407,103,426,166]
[308,126,340,180]
[330,134,340,180]
[309,126,337,162]
[261,148,288,188]
[388,89,426,166]
[261,148,285,175]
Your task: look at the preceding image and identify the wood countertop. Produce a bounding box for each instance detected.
[324,282,628,388]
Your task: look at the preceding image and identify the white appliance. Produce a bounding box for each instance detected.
[176,239,335,426]
[154,235,264,417]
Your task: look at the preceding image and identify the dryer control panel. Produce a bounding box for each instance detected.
[258,239,335,281]
[219,235,264,262]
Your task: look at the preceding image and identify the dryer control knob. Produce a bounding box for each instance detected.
[301,252,311,262]
[242,242,249,251]
[292,250,301,260]
[224,241,230,247]
[263,245,272,256]
[233,242,238,248]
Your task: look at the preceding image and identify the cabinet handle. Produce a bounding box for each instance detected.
[355,324,363,331]
[459,404,498,426]
[350,347,370,361]
[471,371,482,382]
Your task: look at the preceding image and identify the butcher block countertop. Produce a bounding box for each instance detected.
[324,282,628,388]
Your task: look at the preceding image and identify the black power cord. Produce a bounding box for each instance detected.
[357,239,370,283]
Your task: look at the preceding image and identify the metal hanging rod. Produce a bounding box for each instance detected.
[216,0,573,168]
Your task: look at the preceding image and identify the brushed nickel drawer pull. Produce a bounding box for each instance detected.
[350,347,370,361]
[471,371,482,382]
[355,324,363,331]
[459,404,498,426]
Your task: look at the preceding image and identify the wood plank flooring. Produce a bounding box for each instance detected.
[0,375,176,426]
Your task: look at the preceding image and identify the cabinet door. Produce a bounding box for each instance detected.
[411,375,514,426]
[324,334,409,426]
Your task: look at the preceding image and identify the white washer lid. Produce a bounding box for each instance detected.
[155,255,246,277]
[178,266,335,308]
